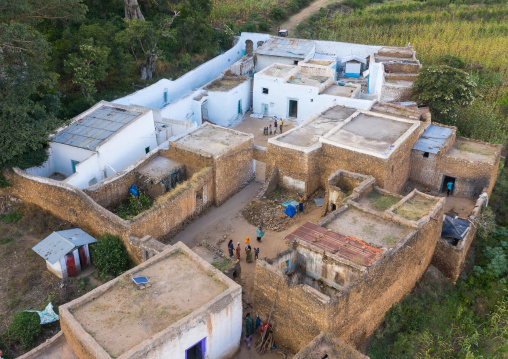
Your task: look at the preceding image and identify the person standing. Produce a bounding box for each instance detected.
[235,242,241,260]
[269,124,272,135]
[245,237,251,249]
[256,225,265,242]
[246,246,253,263]
[298,193,304,212]
[280,119,283,133]
[447,181,454,197]
[227,240,234,258]
[274,119,277,132]
[254,247,260,260]
[244,313,254,349]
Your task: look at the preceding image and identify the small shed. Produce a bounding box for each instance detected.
[341,55,367,78]
[32,229,97,279]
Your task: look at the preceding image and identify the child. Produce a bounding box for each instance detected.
[254,247,260,260]
[269,124,272,135]
[274,119,277,132]
[280,119,283,133]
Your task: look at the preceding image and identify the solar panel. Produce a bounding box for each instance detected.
[132,276,150,285]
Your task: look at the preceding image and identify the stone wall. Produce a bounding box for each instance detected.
[254,196,445,352]
[432,194,486,282]
[214,139,254,205]
[83,150,161,209]
[294,332,370,359]
[130,167,214,242]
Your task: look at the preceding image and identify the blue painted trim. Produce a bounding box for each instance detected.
[345,73,360,78]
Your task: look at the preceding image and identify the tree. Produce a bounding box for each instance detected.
[64,44,110,100]
[0,0,86,169]
[412,65,476,120]
[117,12,179,79]
[90,233,131,278]
[124,0,145,20]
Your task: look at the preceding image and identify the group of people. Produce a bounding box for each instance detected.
[263,119,283,136]
[227,224,265,263]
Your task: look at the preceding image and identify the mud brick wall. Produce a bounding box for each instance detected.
[294,332,369,359]
[130,167,214,242]
[84,150,161,209]
[163,143,214,178]
[214,139,254,205]
[330,201,444,346]
[267,143,323,196]
[254,261,332,352]
[320,143,387,191]
[432,195,485,282]
[439,154,498,198]
[3,168,131,246]
[383,62,420,74]
[384,125,422,193]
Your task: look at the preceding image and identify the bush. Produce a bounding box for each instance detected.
[90,233,131,279]
[441,54,465,69]
[269,7,287,21]
[258,20,271,32]
[0,210,23,224]
[115,194,152,220]
[1,312,41,350]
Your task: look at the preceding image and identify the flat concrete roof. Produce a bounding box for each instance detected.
[137,156,183,179]
[324,112,415,155]
[446,137,498,163]
[286,73,330,87]
[262,64,294,78]
[275,106,357,148]
[324,207,410,249]
[322,84,359,97]
[173,123,252,157]
[205,76,248,92]
[70,248,228,357]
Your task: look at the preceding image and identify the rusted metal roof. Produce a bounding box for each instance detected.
[286,222,382,267]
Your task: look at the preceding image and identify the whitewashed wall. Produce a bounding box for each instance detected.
[50,143,94,177]
[133,290,242,359]
[207,79,251,127]
[314,40,382,59]
[65,153,103,188]
[113,33,270,110]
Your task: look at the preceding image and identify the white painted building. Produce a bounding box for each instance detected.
[32,229,97,279]
[253,62,371,122]
[27,101,158,189]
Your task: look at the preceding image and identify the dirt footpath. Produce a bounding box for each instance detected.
[281,0,339,31]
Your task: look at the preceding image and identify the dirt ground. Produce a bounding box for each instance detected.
[0,203,99,357]
[280,0,338,31]
[232,112,295,147]
[171,182,323,357]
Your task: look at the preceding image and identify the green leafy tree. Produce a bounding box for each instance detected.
[90,233,131,278]
[412,65,476,120]
[1,311,41,350]
[64,44,110,100]
[116,13,179,79]
[0,0,86,170]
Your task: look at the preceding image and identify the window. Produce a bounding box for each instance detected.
[310,99,314,102]
[423,152,430,158]
[88,177,97,186]
[186,338,206,359]
[145,147,150,154]
[262,88,269,94]
[293,60,299,65]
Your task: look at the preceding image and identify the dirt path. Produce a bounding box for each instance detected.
[281,0,338,31]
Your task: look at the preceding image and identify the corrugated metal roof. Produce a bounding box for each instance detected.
[32,229,97,264]
[53,106,142,150]
[413,125,453,154]
[256,38,315,59]
[286,222,382,267]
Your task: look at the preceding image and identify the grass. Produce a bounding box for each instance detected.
[367,191,400,211]
[455,141,495,157]
[395,195,437,221]
[210,0,291,26]
[0,236,13,244]
[212,258,233,272]
[382,235,398,246]
[115,194,153,220]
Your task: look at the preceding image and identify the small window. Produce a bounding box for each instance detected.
[71,160,79,174]
[145,147,150,154]
[310,99,314,102]
[423,152,430,158]
[262,88,269,94]
[88,177,97,186]
[293,60,299,65]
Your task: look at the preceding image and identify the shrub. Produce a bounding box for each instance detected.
[269,7,287,21]
[1,312,41,350]
[90,233,131,279]
[441,54,465,69]
[0,210,23,224]
[115,194,152,220]
[258,20,271,32]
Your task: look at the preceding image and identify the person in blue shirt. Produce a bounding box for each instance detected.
[447,181,454,196]
[256,225,265,242]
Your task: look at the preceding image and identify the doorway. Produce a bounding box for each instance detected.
[66,254,78,277]
[238,99,243,114]
[262,103,268,115]
[186,338,206,359]
[201,100,208,121]
[441,175,456,194]
[78,246,88,270]
[288,99,298,118]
